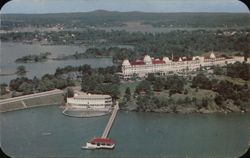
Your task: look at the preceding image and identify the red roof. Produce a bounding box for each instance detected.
[172,57,180,62]
[172,56,193,62]
[91,138,114,144]
[152,59,165,64]
[131,61,145,65]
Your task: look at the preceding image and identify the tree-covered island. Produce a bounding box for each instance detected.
[15,52,51,63]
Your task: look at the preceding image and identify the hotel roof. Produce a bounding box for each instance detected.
[131,60,145,65]
[152,59,166,64]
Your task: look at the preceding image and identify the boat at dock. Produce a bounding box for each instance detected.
[81,102,119,150]
[81,138,115,150]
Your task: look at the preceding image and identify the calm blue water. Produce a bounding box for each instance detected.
[0,42,113,83]
[1,105,250,158]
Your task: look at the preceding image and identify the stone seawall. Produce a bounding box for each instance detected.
[0,93,65,113]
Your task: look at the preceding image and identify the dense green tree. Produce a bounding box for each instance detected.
[135,80,152,95]
[124,87,131,101]
[136,95,157,111]
[212,80,249,102]
[213,66,224,75]
[184,96,191,104]
[226,62,250,80]
[214,95,224,106]
[201,98,209,108]
[191,73,212,90]
[80,72,120,99]
[184,89,188,94]
[36,80,55,92]
[54,79,68,89]
[80,64,93,75]
[9,77,30,91]
[146,73,156,83]
[66,87,74,98]
[81,74,100,92]
[164,75,185,92]
[66,77,75,87]
[153,78,165,91]
[0,83,8,95]
[16,65,27,77]
[18,82,34,95]
[108,84,120,99]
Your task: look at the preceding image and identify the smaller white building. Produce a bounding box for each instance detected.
[67,91,112,109]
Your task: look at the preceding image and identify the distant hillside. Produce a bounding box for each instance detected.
[1,10,250,29]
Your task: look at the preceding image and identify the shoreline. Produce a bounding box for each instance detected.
[133,109,249,114]
[117,105,250,114]
[2,104,249,114]
[120,99,250,114]
[0,73,16,76]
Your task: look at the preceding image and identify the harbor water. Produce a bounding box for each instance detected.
[1,105,250,158]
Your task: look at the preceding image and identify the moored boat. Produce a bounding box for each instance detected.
[82,138,115,149]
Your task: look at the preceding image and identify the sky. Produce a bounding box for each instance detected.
[1,0,249,14]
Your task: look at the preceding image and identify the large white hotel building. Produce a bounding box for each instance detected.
[120,52,247,79]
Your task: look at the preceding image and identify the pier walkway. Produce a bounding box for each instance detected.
[101,102,119,138]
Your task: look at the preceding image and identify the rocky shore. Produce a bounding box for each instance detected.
[121,100,250,114]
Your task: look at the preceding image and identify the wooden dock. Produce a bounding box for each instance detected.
[101,102,119,138]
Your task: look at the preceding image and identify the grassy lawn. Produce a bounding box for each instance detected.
[157,86,216,102]
[24,93,64,107]
[119,81,139,99]
[186,88,216,100]
[214,75,250,86]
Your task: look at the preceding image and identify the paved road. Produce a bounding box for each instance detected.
[102,102,119,138]
[0,89,64,105]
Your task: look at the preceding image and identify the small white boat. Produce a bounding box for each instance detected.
[82,138,115,150]
[42,132,52,136]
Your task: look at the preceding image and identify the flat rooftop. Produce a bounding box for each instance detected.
[73,91,111,99]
